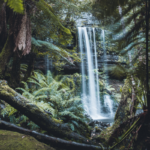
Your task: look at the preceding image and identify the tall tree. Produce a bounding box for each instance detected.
[0,0,74,81]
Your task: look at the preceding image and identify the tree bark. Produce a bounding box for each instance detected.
[0,120,103,150]
[0,1,4,10]
[146,0,150,112]
[128,52,136,117]
[23,53,36,82]
[0,35,14,79]
[0,80,90,144]
[10,52,21,88]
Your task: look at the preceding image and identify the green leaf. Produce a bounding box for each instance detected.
[5,0,24,14]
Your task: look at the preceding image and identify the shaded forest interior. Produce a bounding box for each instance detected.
[0,0,150,150]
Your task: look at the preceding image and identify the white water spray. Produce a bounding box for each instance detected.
[102,30,114,117]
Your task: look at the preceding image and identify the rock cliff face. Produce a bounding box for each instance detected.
[23,37,125,80]
[62,44,125,79]
[22,13,126,79]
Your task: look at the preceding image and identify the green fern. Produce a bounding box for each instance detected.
[4,0,24,13]
[1,70,89,134]
[34,0,71,36]
[32,38,75,66]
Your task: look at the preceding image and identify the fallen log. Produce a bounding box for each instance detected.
[0,80,89,143]
[0,120,103,150]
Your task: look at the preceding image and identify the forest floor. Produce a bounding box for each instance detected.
[0,130,56,150]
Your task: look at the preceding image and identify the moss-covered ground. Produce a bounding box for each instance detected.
[0,130,56,150]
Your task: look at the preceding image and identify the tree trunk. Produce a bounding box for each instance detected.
[10,52,21,88]
[23,53,36,82]
[0,80,91,144]
[0,120,103,150]
[0,1,4,10]
[146,0,150,112]
[0,3,7,49]
[128,52,136,117]
[0,35,13,79]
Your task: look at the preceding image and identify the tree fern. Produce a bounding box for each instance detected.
[32,38,75,66]
[4,0,24,14]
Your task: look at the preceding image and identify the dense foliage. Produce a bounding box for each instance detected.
[0,0,150,149]
[1,70,90,134]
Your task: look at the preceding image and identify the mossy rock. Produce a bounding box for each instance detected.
[94,79,132,145]
[0,130,56,150]
[94,119,120,144]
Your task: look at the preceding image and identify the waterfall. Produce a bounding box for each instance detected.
[45,55,50,74]
[102,30,114,117]
[93,28,101,115]
[78,27,88,113]
[84,27,97,117]
[78,27,115,119]
[78,27,104,119]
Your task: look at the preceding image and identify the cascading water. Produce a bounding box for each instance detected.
[78,27,102,119]
[45,55,53,74]
[93,28,101,115]
[102,30,114,117]
[78,27,87,113]
[78,27,115,119]
[83,27,98,117]
[45,55,50,74]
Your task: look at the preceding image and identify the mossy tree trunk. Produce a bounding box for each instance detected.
[0,35,14,79]
[0,80,91,144]
[114,78,132,121]
[0,120,103,150]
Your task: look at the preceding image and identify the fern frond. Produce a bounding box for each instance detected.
[36,101,55,116]
[1,104,17,117]
[68,123,75,131]
[20,64,28,72]
[33,87,50,97]
[71,120,79,127]
[34,95,48,100]
[5,0,24,14]
[16,88,34,100]
[34,0,71,36]
[20,81,29,91]
[46,70,53,85]
[109,64,127,79]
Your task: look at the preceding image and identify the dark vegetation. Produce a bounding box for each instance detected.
[0,0,150,149]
